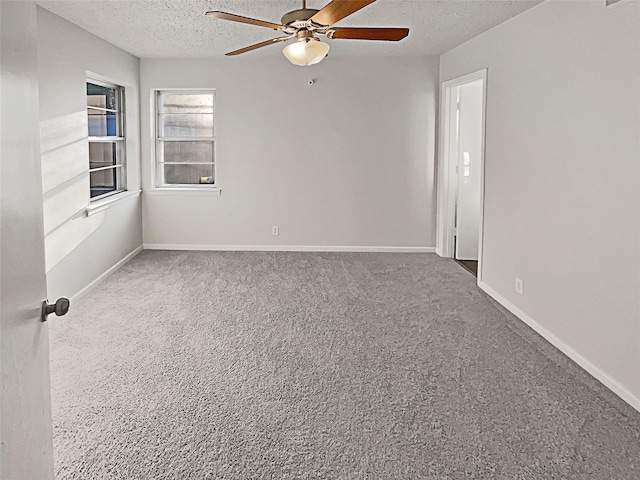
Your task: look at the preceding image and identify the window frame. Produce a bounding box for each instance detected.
[153,89,217,190]
[87,77,127,202]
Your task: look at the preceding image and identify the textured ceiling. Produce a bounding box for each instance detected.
[36,0,543,58]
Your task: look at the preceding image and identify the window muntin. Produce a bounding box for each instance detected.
[155,91,216,188]
[87,80,125,200]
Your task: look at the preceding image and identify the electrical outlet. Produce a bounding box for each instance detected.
[515,278,524,295]
[272,226,279,236]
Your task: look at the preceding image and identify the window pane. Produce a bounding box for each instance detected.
[155,91,215,188]
[163,141,213,163]
[87,83,119,136]
[161,114,213,137]
[160,93,213,114]
[87,81,125,200]
[89,142,118,169]
[88,110,117,136]
[87,83,117,110]
[163,164,214,185]
[90,167,121,198]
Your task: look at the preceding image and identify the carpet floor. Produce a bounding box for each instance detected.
[49,251,640,479]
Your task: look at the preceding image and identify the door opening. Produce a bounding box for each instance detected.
[436,70,487,280]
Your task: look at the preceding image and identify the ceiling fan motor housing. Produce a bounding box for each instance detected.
[281,9,320,28]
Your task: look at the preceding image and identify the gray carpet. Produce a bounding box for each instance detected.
[49,251,640,479]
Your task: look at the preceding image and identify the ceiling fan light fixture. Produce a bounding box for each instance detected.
[283,37,330,66]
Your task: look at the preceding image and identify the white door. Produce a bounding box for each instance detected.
[454,80,484,261]
[1,1,55,478]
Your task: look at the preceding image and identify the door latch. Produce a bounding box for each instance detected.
[41,297,70,322]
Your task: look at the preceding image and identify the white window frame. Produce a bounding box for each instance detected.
[87,78,126,202]
[153,89,217,190]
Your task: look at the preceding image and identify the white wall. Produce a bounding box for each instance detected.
[441,0,640,408]
[37,7,143,299]
[140,56,438,250]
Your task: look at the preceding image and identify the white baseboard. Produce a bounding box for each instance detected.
[143,244,436,253]
[478,280,640,414]
[70,245,143,302]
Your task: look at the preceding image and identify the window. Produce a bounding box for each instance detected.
[155,90,216,188]
[87,80,126,200]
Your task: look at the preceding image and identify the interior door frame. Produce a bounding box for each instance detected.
[436,69,488,282]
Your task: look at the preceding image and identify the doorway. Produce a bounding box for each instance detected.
[436,70,487,280]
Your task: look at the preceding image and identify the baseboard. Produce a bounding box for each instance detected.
[70,245,143,302]
[143,244,435,253]
[478,280,640,414]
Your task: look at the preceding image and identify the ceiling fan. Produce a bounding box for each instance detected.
[205,0,409,66]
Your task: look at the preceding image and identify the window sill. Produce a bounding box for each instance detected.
[86,190,141,216]
[146,188,222,196]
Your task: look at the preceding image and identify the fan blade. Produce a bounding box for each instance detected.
[226,37,292,56]
[326,27,409,41]
[205,11,284,30]
[310,0,377,27]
